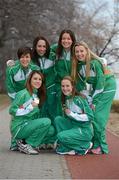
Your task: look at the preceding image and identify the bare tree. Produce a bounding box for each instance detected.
[74,0,119,64]
[0,0,76,92]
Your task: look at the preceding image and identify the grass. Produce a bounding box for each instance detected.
[111,100,119,113]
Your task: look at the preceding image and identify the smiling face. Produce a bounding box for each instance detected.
[61,79,73,96]
[31,73,42,89]
[36,39,46,56]
[75,45,87,62]
[61,33,73,50]
[20,53,31,67]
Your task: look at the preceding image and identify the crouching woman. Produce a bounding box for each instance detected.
[54,76,94,155]
[9,71,53,154]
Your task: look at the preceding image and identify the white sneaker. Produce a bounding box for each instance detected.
[85,142,93,155]
[10,146,18,151]
[17,140,39,155]
[57,150,76,155]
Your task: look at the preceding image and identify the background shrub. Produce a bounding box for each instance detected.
[111,100,119,113]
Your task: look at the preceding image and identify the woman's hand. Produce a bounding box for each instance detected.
[64,108,71,115]
[31,101,39,107]
[6,59,15,67]
[90,104,95,110]
[31,99,39,107]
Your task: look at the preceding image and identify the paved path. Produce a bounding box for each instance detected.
[0,107,71,179]
[65,131,119,179]
[1,106,119,179]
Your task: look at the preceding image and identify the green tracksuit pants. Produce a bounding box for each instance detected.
[41,85,57,122]
[54,116,93,155]
[92,76,116,153]
[11,118,55,148]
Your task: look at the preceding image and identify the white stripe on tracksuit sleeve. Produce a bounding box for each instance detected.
[92,89,103,98]
[16,104,33,116]
[68,111,89,122]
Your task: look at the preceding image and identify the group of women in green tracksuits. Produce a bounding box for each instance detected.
[6,29,116,155]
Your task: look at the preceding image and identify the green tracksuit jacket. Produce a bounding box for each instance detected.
[76,59,116,153]
[9,88,55,148]
[50,43,72,116]
[6,60,40,100]
[32,55,56,121]
[54,95,94,155]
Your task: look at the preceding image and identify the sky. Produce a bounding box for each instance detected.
[83,0,114,18]
[81,1,119,76]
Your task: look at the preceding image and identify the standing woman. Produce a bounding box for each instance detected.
[71,41,116,154]
[32,36,56,121]
[54,76,93,155]
[9,71,54,154]
[50,29,76,116]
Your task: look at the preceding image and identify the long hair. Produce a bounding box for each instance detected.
[26,70,46,107]
[61,76,83,106]
[56,29,76,59]
[71,41,100,82]
[32,36,50,65]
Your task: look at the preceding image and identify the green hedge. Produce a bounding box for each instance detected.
[111,100,119,113]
